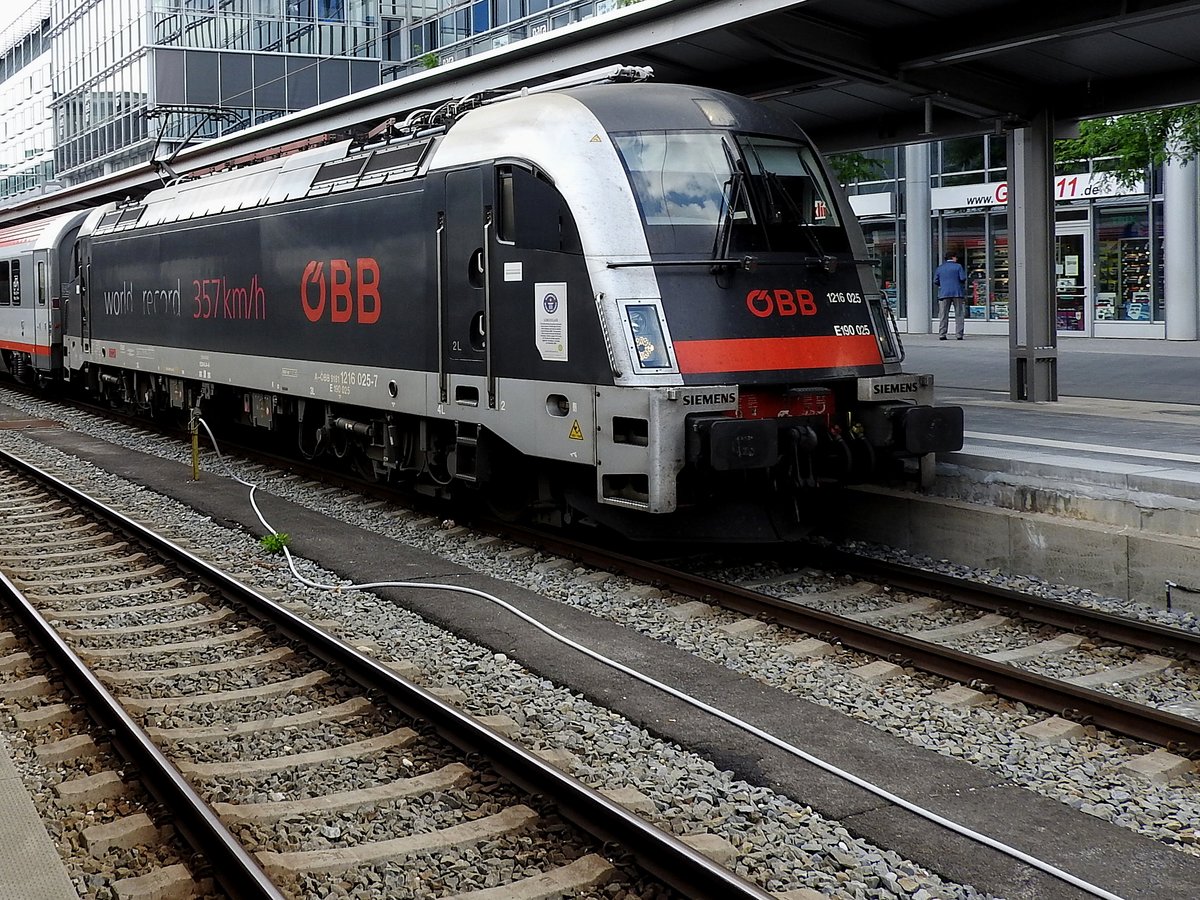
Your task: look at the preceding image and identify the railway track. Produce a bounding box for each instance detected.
[3,386,1200,898]
[503,526,1200,754]
[0,446,778,900]
[8,385,1200,756]
[7,385,1200,755]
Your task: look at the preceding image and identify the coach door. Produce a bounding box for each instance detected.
[437,166,496,406]
[30,251,49,364]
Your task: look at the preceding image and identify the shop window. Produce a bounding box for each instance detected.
[939,213,986,319]
[1095,207,1157,322]
[988,213,1008,321]
[862,222,899,315]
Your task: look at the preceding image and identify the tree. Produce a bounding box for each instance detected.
[1056,105,1200,187]
[827,152,886,184]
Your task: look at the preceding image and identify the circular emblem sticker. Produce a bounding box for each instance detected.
[543,293,559,314]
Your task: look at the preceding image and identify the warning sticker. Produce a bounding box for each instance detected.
[535,282,568,361]
[568,420,584,440]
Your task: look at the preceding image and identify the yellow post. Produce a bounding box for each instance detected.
[190,408,200,481]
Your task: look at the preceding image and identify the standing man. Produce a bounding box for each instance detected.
[934,251,968,340]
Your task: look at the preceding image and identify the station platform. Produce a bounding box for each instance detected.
[904,331,1200,476]
[830,332,1200,613]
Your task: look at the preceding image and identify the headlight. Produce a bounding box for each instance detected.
[626,304,671,368]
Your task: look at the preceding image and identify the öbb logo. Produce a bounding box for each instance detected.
[301,258,382,324]
[745,289,818,318]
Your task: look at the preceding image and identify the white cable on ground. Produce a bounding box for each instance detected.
[195,419,1126,900]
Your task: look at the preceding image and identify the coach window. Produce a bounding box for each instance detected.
[37,261,46,306]
[0,261,9,306]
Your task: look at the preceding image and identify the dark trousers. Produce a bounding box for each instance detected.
[939,296,966,337]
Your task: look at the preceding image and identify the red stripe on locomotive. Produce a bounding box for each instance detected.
[673,334,883,374]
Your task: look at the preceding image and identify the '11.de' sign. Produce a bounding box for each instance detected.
[931,172,1144,211]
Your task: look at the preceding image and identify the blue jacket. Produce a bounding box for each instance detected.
[934,259,967,298]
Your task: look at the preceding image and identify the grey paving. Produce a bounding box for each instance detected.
[0,733,76,900]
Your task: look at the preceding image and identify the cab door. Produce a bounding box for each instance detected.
[440,167,492,355]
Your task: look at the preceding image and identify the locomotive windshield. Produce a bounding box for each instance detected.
[612,130,848,257]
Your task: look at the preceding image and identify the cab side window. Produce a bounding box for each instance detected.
[496,165,582,254]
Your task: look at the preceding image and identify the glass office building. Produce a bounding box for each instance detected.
[49,0,383,185]
[382,0,619,82]
[0,2,55,201]
[0,0,621,200]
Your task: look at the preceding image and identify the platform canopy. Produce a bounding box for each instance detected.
[4,0,1199,222]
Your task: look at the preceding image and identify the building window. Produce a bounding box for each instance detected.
[318,0,346,21]
[382,17,405,59]
[472,0,490,33]
[937,137,985,187]
[493,0,525,27]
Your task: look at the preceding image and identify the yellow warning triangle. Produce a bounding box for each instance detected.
[589,134,602,142]
[568,420,584,440]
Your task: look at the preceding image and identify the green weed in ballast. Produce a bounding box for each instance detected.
[260,532,291,554]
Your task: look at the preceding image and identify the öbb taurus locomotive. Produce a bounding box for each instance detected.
[0,70,962,538]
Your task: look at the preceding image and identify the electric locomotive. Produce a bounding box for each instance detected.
[4,67,963,539]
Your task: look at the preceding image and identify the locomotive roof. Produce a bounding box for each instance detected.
[562,83,808,140]
[83,82,805,236]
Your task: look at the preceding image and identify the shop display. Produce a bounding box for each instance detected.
[965,246,988,319]
[990,240,1009,319]
[1119,237,1150,319]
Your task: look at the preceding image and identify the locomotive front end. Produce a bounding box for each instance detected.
[574,84,963,530]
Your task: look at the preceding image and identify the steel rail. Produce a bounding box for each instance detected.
[797,546,1200,663]
[0,580,284,900]
[496,525,1200,755]
[0,448,777,900]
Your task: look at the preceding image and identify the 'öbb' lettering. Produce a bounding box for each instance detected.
[302,258,382,324]
[745,288,818,318]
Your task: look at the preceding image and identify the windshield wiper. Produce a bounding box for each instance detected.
[712,169,748,264]
[761,169,832,264]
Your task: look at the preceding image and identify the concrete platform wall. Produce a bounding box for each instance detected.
[827,455,1200,615]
